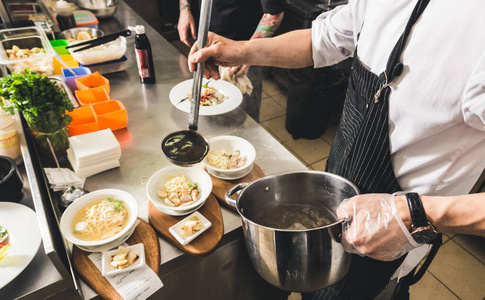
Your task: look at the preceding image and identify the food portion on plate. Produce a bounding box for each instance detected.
[170,79,243,115]
[0,225,11,261]
[109,245,139,269]
[181,215,203,236]
[187,81,227,106]
[101,243,146,276]
[169,211,212,246]
[157,175,200,208]
[206,149,247,170]
[72,197,131,242]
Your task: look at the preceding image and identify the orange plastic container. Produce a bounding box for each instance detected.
[91,100,127,131]
[75,86,110,106]
[66,106,98,136]
[75,72,110,94]
[53,54,79,75]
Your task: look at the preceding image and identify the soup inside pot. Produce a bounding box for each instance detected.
[251,204,338,230]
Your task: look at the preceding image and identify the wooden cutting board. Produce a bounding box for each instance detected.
[72,218,160,300]
[148,194,223,256]
[209,163,265,212]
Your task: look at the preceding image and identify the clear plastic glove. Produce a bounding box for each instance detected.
[337,193,421,261]
[219,66,253,95]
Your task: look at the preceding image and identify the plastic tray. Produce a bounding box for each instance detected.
[75,72,110,94]
[53,54,79,75]
[0,26,55,75]
[69,36,126,65]
[62,66,92,93]
[75,86,110,106]
[92,100,127,131]
[80,55,127,75]
[66,100,128,136]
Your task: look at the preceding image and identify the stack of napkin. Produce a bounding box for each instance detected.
[67,129,121,178]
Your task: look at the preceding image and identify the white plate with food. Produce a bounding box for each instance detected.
[101,243,146,276]
[0,202,42,289]
[169,211,212,246]
[169,79,243,116]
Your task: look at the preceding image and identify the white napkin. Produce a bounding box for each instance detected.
[67,153,120,178]
[220,66,253,95]
[67,129,122,178]
[68,129,121,165]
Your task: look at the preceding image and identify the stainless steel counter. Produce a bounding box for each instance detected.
[2,1,307,299]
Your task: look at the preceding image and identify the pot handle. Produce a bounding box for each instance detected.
[225,182,250,208]
[334,218,351,244]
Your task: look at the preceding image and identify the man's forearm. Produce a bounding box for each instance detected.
[251,12,284,40]
[422,193,485,237]
[396,193,485,237]
[244,28,313,68]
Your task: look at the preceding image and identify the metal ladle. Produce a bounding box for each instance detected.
[161,0,213,167]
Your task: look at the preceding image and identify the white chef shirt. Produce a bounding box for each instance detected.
[311,0,485,282]
[312,0,485,197]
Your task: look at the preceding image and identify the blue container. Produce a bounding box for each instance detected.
[62,67,92,93]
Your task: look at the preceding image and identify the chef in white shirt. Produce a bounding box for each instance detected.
[188,0,485,299]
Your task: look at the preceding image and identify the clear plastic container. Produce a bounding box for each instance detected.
[0,26,55,75]
[80,55,127,75]
[69,36,126,65]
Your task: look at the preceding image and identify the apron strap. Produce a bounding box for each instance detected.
[375,0,431,103]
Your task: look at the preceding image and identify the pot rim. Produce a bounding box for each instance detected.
[234,170,360,232]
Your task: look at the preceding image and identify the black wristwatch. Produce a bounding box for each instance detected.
[405,192,438,244]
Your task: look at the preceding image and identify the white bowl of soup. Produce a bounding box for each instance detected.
[202,136,256,180]
[146,166,212,216]
[60,189,138,252]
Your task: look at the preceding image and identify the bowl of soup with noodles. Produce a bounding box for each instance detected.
[202,135,256,180]
[60,189,138,252]
[146,165,212,216]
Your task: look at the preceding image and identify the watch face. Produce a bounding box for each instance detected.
[412,228,438,244]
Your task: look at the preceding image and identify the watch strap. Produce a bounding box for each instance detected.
[405,192,428,228]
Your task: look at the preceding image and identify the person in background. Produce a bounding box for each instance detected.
[177,0,284,122]
[187,0,485,299]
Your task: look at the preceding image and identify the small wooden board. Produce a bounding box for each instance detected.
[148,194,223,256]
[209,163,265,212]
[72,218,160,300]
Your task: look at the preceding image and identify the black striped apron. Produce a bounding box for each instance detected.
[305,0,431,299]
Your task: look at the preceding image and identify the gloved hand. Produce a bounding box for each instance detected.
[336,193,421,261]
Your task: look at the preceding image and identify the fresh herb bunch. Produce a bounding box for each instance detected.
[0,69,74,126]
[0,69,74,155]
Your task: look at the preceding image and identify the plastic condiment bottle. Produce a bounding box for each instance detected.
[56,0,76,31]
[129,25,156,84]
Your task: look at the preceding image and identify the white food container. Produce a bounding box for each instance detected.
[70,36,127,65]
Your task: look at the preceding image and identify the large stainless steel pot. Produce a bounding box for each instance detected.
[225,171,359,292]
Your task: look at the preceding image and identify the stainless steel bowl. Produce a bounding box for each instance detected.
[225,171,360,292]
[77,0,118,19]
[58,27,104,41]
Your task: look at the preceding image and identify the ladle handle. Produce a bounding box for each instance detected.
[189,0,213,131]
